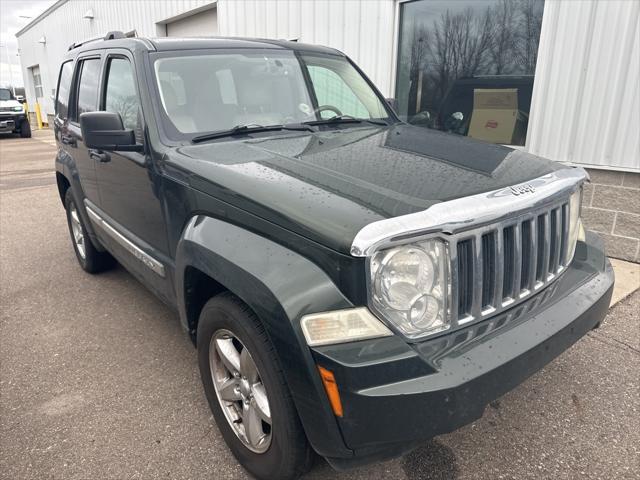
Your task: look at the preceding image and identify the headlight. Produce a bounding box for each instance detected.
[565,188,583,266]
[12,106,23,112]
[369,239,450,339]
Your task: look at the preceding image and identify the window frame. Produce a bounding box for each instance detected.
[100,52,144,132]
[69,54,103,125]
[54,60,74,120]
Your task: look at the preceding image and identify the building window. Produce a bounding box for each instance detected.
[30,65,43,98]
[395,0,544,146]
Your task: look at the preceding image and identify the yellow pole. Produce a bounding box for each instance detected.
[34,102,43,130]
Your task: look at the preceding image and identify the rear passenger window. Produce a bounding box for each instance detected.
[55,61,73,119]
[75,58,101,119]
[104,57,140,130]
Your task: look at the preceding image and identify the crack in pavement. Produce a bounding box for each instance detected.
[586,331,640,355]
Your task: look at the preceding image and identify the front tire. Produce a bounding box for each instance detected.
[64,189,115,273]
[197,293,313,480]
[19,119,31,138]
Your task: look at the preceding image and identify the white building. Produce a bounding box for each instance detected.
[16,0,640,261]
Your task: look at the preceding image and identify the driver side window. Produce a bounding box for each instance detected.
[307,66,369,119]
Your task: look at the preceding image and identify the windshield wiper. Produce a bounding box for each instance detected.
[303,115,389,127]
[192,123,314,143]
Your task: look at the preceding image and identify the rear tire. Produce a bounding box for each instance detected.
[197,293,313,480]
[19,120,31,138]
[64,189,115,273]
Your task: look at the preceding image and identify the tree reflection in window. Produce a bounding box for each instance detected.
[104,58,141,134]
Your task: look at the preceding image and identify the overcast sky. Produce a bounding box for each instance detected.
[0,0,56,87]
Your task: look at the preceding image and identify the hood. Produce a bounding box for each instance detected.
[169,123,561,254]
[0,99,23,109]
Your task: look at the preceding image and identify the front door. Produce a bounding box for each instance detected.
[94,51,172,298]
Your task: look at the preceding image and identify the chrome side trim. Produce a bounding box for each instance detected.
[85,205,166,277]
[350,167,588,257]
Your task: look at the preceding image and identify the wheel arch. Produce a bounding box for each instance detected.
[56,171,71,206]
[175,214,354,459]
[183,265,228,342]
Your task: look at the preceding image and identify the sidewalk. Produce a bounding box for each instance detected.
[610,258,640,305]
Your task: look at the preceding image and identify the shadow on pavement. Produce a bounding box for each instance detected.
[402,440,459,480]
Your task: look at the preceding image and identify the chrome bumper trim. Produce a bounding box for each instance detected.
[350,166,588,257]
[85,204,165,277]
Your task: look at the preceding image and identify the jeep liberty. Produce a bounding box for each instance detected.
[54,33,614,480]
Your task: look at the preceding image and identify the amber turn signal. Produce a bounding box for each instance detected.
[318,366,343,417]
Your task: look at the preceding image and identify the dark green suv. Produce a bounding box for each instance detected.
[54,33,613,480]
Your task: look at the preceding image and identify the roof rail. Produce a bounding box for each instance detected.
[104,31,125,40]
[67,31,127,51]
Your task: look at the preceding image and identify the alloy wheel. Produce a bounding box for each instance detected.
[69,203,86,259]
[209,329,272,453]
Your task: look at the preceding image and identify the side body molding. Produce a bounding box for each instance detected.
[175,215,354,459]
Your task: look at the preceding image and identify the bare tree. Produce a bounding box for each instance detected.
[514,0,544,73]
[424,7,494,103]
[489,0,517,74]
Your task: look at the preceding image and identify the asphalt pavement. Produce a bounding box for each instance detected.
[1,131,638,480]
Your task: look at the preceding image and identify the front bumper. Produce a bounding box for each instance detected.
[312,232,613,469]
[0,113,26,132]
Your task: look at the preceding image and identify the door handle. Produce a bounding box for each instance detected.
[61,135,76,146]
[89,150,110,163]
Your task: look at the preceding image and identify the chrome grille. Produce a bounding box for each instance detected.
[450,198,571,326]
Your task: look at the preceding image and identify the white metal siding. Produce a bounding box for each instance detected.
[217,0,397,98]
[16,0,215,116]
[166,8,218,36]
[527,0,640,172]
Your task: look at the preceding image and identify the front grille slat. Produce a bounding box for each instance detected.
[449,239,460,324]
[456,240,473,320]
[527,218,538,292]
[520,220,532,292]
[502,226,516,301]
[541,213,551,282]
[481,233,496,310]
[512,223,522,301]
[560,203,569,267]
[452,197,572,326]
[493,227,504,308]
[471,234,484,319]
[553,207,563,274]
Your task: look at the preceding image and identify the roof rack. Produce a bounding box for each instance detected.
[67,31,127,51]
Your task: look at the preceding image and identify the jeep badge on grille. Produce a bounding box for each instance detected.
[510,183,536,196]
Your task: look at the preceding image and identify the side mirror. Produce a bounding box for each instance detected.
[79,111,143,152]
[385,98,398,111]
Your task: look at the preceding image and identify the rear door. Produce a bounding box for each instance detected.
[54,60,74,168]
[67,55,103,204]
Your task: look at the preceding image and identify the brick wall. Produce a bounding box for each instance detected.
[583,169,640,263]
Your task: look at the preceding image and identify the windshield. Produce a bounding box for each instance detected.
[152,49,391,139]
[0,89,12,101]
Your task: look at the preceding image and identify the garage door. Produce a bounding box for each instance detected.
[166,7,217,37]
